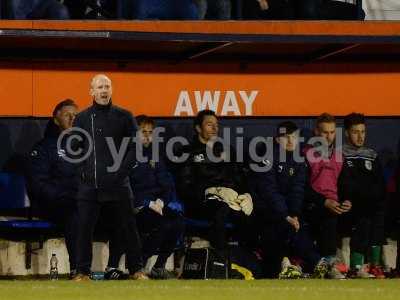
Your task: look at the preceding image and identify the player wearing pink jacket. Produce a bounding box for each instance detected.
[303,113,351,279]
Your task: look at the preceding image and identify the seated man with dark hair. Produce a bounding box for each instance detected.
[106,115,184,280]
[175,110,253,265]
[27,99,79,278]
[250,121,322,278]
[339,113,386,278]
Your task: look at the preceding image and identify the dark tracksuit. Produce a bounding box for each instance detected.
[176,136,248,252]
[338,144,386,255]
[251,147,320,277]
[303,143,342,258]
[108,144,184,269]
[27,120,78,271]
[73,100,143,275]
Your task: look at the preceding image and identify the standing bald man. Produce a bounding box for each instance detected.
[72,74,147,281]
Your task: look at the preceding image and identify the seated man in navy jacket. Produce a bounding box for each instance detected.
[250,121,321,278]
[106,115,184,280]
[27,99,79,277]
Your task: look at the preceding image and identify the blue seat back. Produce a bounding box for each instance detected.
[0,172,28,209]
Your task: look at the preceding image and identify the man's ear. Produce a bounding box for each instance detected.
[344,130,349,139]
[89,88,94,97]
[53,116,60,127]
[195,125,201,134]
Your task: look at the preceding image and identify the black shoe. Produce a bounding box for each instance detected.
[69,269,78,280]
[104,268,127,280]
[150,268,176,280]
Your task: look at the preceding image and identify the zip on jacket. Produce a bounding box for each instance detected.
[91,113,98,189]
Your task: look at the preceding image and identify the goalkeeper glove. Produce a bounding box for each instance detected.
[237,193,253,216]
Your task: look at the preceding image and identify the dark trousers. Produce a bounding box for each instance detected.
[76,187,143,275]
[38,202,78,271]
[201,200,251,253]
[261,220,320,277]
[108,207,185,269]
[138,208,185,267]
[339,209,385,254]
[305,206,338,258]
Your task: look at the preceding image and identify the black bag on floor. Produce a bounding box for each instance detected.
[182,248,229,279]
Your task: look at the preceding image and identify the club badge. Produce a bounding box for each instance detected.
[262,159,271,167]
[365,160,372,171]
[194,154,205,162]
[57,149,66,157]
[149,160,156,168]
[289,168,295,176]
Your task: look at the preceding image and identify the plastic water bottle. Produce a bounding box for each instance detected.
[49,254,58,280]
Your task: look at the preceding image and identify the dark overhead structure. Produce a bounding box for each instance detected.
[0,21,400,63]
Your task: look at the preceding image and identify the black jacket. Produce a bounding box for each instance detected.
[176,136,245,217]
[338,144,385,215]
[73,101,137,196]
[27,120,79,209]
[251,146,306,222]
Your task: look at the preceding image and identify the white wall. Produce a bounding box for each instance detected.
[0,239,108,276]
[0,239,173,276]
[0,236,397,276]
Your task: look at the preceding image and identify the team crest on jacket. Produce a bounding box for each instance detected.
[194,154,205,162]
[289,168,295,176]
[261,159,271,167]
[365,160,372,171]
[278,165,283,173]
[346,160,353,167]
[31,150,38,157]
[149,160,155,168]
[57,149,66,157]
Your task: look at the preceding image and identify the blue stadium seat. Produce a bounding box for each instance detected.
[0,172,56,269]
[0,172,28,209]
[185,218,234,230]
[0,220,54,229]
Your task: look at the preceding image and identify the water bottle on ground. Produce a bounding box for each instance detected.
[49,253,58,280]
